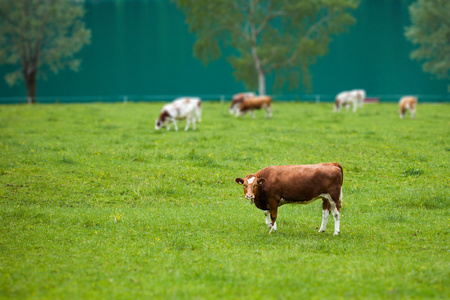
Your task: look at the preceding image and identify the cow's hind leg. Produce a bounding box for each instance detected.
[330,190,342,235]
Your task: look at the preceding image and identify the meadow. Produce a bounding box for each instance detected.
[0,101,449,299]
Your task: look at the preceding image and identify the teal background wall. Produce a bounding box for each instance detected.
[0,0,448,102]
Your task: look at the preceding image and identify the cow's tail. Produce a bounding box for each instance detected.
[332,162,344,206]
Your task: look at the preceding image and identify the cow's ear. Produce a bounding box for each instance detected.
[235,178,244,185]
[257,178,266,185]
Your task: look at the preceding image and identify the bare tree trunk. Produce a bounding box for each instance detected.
[257,69,266,96]
[251,46,267,96]
[249,1,266,96]
[24,68,37,104]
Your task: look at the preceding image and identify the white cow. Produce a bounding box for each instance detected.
[334,89,365,112]
[334,91,357,112]
[155,97,202,131]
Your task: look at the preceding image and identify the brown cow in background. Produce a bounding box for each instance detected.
[236,96,272,118]
[399,96,418,119]
[230,92,256,114]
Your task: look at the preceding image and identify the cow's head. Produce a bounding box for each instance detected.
[155,110,169,130]
[235,175,266,203]
[334,99,341,111]
[155,118,165,130]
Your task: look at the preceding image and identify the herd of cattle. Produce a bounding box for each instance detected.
[154,90,418,131]
[153,90,418,235]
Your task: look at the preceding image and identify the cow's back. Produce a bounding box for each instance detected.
[400,96,417,108]
[242,96,272,109]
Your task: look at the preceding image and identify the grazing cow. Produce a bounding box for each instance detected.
[351,89,366,108]
[155,97,201,131]
[229,92,256,114]
[235,163,343,235]
[399,96,418,119]
[334,91,358,112]
[237,96,272,118]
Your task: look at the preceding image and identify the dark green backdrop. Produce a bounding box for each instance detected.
[0,0,448,103]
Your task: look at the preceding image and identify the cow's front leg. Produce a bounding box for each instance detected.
[264,210,271,228]
[266,107,272,118]
[268,207,278,234]
[172,119,178,131]
[184,116,191,131]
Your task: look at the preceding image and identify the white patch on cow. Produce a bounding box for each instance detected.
[319,209,330,233]
[268,221,277,234]
[247,177,255,184]
[264,210,271,228]
[328,194,341,236]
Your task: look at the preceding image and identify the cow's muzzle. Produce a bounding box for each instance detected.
[245,194,255,204]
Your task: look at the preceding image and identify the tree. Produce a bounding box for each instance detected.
[405,0,450,89]
[0,0,91,103]
[174,0,359,95]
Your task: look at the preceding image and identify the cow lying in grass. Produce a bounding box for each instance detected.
[235,163,343,235]
[236,95,272,118]
[334,89,365,112]
[155,97,201,131]
[229,92,256,114]
[399,96,417,119]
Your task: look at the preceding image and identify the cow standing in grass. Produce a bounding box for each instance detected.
[334,90,360,112]
[235,163,343,235]
[399,96,418,119]
[236,96,272,118]
[155,97,201,131]
[230,92,256,114]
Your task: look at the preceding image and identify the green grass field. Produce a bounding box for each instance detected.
[0,101,449,299]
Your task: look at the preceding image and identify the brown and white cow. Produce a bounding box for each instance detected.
[235,163,343,235]
[155,97,201,131]
[229,92,256,114]
[237,95,272,118]
[399,96,418,119]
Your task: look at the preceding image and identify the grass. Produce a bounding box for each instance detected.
[0,101,449,299]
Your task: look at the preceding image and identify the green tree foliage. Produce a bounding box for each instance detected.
[174,0,359,95]
[405,0,450,88]
[0,0,91,103]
